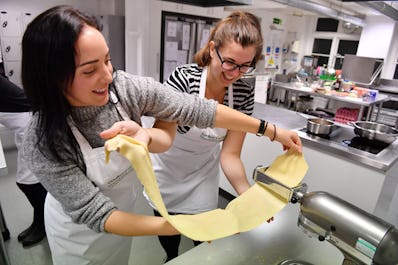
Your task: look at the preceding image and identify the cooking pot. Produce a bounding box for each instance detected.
[306,118,334,136]
[350,121,398,144]
[297,112,335,136]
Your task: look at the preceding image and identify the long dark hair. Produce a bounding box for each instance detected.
[22,5,99,161]
[195,11,263,67]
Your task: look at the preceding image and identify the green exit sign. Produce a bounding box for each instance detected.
[273,18,282,25]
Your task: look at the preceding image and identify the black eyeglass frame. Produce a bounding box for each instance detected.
[215,47,256,74]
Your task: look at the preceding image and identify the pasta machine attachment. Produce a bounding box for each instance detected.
[253,166,398,265]
[252,166,307,204]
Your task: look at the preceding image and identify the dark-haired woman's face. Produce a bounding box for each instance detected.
[66,25,113,107]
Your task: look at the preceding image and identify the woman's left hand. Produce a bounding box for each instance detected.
[100,121,151,146]
[274,127,302,153]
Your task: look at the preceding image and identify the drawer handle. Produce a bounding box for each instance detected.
[2,21,7,28]
[5,46,11,53]
[8,70,14,77]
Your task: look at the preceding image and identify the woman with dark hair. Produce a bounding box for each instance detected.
[21,5,301,264]
[144,11,276,261]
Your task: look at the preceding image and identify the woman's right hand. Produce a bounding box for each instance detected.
[100,121,151,146]
[272,126,302,153]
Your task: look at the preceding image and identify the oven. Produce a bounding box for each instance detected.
[371,79,398,128]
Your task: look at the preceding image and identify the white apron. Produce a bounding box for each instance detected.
[0,112,38,184]
[147,67,233,214]
[45,98,141,265]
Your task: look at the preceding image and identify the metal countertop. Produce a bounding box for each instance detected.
[252,103,398,172]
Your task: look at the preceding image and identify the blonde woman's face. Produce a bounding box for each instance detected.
[66,25,113,107]
[209,41,255,87]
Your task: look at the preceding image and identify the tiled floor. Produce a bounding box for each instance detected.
[0,146,196,265]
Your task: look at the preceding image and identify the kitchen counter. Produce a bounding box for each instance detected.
[251,103,398,172]
[272,81,390,121]
[165,103,398,265]
[165,204,343,265]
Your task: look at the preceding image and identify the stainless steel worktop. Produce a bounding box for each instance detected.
[272,81,390,122]
[252,103,398,172]
[165,103,398,265]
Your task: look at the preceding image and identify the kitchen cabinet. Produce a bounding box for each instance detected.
[0,11,34,86]
[0,37,21,61]
[0,12,22,37]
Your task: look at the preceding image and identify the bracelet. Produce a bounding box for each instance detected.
[256,119,267,137]
[271,124,277,141]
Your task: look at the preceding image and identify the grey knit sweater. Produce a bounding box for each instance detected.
[22,71,217,232]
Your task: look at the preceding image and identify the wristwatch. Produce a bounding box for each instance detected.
[256,119,267,137]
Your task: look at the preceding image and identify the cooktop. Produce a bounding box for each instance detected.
[299,126,390,155]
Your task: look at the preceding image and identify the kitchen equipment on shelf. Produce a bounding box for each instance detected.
[335,107,359,124]
[370,78,398,128]
[350,121,398,144]
[253,167,398,265]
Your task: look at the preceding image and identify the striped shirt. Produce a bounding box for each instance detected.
[165,64,255,134]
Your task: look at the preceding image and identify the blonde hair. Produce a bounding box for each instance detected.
[194,11,263,67]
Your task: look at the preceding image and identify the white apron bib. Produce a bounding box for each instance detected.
[147,67,233,214]
[45,98,141,265]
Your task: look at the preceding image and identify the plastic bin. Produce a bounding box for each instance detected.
[334,107,359,124]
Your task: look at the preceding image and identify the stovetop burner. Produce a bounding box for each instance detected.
[343,137,390,155]
[299,127,390,155]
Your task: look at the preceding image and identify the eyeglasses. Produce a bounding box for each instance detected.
[215,47,255,74]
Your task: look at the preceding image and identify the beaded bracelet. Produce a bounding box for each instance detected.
[271,124,277,141]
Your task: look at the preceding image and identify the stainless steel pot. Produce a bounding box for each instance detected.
[297,112,335,136]
[350,121,398,144]
[306,118,334,136]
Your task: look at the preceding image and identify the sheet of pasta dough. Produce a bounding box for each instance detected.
[105,135,308,241]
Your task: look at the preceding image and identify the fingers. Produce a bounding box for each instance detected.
[100,121,140,139]
[277,129,302,153]
[100,123,122,139]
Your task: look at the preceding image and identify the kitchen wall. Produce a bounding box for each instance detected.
[358,16,398,79]
[125,0,311,81]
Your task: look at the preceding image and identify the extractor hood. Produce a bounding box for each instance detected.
[161,0,252,7]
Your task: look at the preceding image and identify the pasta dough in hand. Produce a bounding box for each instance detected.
[105,135,308,241]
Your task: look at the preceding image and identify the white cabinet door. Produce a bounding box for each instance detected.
[0,11,22,37]
[21,12,35,31]
[0,36,21,61]
[3,60,21,86]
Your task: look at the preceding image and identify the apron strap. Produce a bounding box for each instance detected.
[68,91,131,151]
[200,67,234,108]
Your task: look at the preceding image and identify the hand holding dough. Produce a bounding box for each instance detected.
[105,135,308,241]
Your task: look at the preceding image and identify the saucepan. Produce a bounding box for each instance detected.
[297,113,335,136]
[349,121,398,144]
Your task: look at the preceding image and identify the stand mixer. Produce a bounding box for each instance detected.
[253,166,398,265]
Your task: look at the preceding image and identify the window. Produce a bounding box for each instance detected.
[311,18,360,70]
[316,18,339,32]
[312,38,332,67]
[334,40,359,69]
